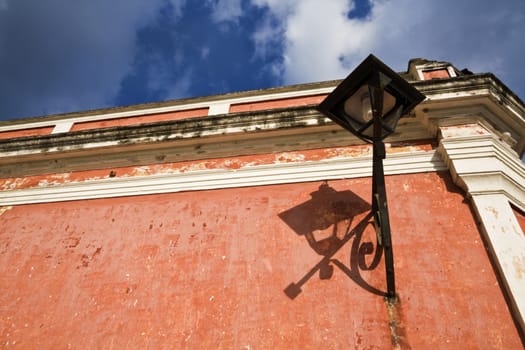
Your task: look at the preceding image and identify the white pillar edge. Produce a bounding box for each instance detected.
[469,193,525,334]
[439,124,525,334]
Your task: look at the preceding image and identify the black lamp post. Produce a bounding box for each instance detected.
[317,54,425,299]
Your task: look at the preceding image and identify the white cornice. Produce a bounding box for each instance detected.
[439,131,525,210]
[0,106,433,178]
[422,73,525,152]
[0,150,445,206]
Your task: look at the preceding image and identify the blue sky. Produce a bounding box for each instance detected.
[0,0,524,121]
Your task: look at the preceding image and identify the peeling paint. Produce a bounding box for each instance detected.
[486,206,500,219]
[325,144,372,158]
[1,178,29,191]
[275,152,305,163]
[0,142,435,191]
[512,255,525,279]
[440,124,490,138]
[0,205,13,216]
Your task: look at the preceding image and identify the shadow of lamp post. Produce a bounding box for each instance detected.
[317,54,425,300]
[279,182,370,299]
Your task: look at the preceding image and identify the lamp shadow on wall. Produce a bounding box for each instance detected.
[279,182,385,299]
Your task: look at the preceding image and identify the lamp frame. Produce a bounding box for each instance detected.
[317,54,425,299]
[318,54,425,143]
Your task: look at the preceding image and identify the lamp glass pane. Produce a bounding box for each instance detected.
[382,105,403,133]
[343,85,398,127]
[343,85,371,124]
[381,90,396,119]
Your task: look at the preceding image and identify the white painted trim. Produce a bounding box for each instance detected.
[208,103,230,115]
[416,68,425,81]
[470,194,525,333]
[446,66,457,78]
[0,86,334,133]
[426,88,494,103]
[0,150,445,206]
[413,63,456,79]
[51,121,74,134]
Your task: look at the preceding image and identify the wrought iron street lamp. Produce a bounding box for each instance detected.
[317,54,425,299]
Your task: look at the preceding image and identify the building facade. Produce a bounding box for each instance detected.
[0,58,524,348]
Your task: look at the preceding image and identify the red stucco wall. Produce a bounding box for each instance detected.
[70,108,209,132]
[0,127,54,140]
[0,172,521,348]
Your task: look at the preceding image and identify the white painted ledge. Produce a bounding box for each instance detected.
[0,150,445,206]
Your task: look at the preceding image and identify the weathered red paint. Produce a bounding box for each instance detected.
[0,142,435,191]
[0,172,521,348]
[230,95,327,113]
[0,127,54,140]
[1,96,331,140]
[70,108,209,132]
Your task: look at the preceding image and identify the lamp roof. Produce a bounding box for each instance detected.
[318,54,426,140]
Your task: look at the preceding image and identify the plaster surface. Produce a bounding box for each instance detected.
[0,172,520,348]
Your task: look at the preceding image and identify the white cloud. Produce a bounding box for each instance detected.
[283,0,360,82]
[252,0,373,83]
[372,0,525,73]
[251,0,525,99]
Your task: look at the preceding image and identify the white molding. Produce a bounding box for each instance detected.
[51,121,74,134]
[446,66,457,78]
[439,132,525,210]
[208,103,230,115]
[461,172,525,210]
[422,102,524,155]
[0,150,445,206]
